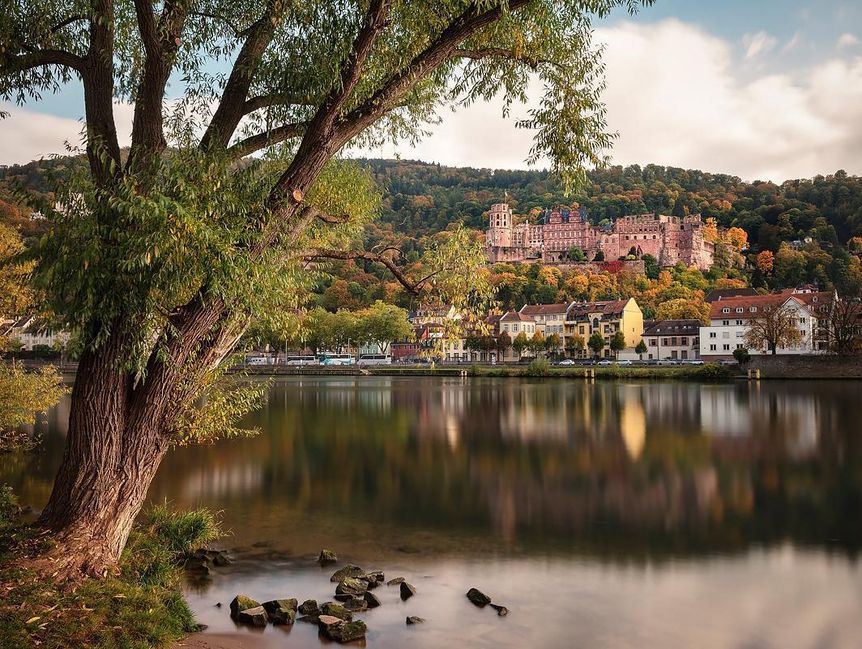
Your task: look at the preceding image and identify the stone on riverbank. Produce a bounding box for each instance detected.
[466,588,491,607]
[262,599,298,625]
[318,549,338,565]
[406,616,425,625]
[363,591,381,609]
[490,603,509,616]
[321,602,353,621]
[387,576,405,586]
[330,564,364,582]
[362,570,384,588]
[235,605,268,627]
[335,577,368,599]
[400,581,416,600]
[229,595,260,619]
[323,619,368,643]
[298,599,321,616]
[343,595,369,612]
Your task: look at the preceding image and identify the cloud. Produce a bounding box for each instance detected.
[0,102,134,166]
[742,31,778,59]
[837,33,859,48]
[782,31,803,52]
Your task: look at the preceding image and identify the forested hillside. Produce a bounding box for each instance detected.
[3,156,862,309]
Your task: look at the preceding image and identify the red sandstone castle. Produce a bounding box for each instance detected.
[485,203,714,270]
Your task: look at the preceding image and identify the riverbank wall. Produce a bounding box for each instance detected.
[747,355,862,379]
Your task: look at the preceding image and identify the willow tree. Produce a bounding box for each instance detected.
[0,0,652,577]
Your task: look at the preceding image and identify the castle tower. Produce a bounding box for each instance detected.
[487,203,513,247]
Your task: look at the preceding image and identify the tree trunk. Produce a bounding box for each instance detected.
[35,340,171,578]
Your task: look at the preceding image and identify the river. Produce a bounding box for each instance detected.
[3,377,862,648]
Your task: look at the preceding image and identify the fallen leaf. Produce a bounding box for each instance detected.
[26,616,41,624]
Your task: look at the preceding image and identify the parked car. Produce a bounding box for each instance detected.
[597,359,614,366]
[616,359,633,366]
[557,359,575,366]
[247,356,268,366]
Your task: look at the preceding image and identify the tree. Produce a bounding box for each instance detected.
[655,297,710,324]
[609,330,626,357]
[0,223,33,315]
[565,333,585,357]
[544,332,561,354]
[642,254,660,280]
[732,347,750,365]
[1,0,652,577]
[756,250,775,274]
[567,245,586,262]
[355,301,412,354]
[635,339,647,358]
[744,301,804,354]
[496,331,512,359]
[825,297,862,356]
[526,330,543,356]
[593,250,605,262]
[512,332,529,360]
[588,331,605,358]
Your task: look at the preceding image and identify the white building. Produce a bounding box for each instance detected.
[699,289,833,360]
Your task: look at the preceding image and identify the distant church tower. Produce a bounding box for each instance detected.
[487,203,513,247]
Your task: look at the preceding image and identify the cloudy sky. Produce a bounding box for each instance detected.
[2,0,861,181]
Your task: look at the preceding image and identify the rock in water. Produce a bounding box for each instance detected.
[324,620,368,643]
[466,588,491,607]
[406,616,425,625]
[318,549,338,565]
[387,577,405,586]
[362,570,385,588]
[317,615,344,628]
[262,599,298,625]
[400,581,416,600]
[320,602,353,621]
[229,595,260,619]
[298,599,321,616]
[235,606,268,627]
[335,577,368,599]
[343,596,368,612]
[363,591,381,609]
[490,603,509,617]
[330,564,364,582]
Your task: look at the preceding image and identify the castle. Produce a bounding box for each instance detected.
[485,203,714,270]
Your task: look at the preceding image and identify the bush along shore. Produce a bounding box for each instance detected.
[0,492,218,649]
[220,549,509,644]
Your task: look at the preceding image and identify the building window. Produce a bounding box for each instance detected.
[723,344,730,351]
[709,332,716,338]
[722,308,730,314]
[709,344,716,351]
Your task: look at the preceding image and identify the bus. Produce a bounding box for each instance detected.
[285,355,318,366]
[358,354,392,365]
[320,353,355,366]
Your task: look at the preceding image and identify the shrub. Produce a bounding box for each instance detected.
[732,347,750,365]
[693,363,734,381]
[527,357,551,377]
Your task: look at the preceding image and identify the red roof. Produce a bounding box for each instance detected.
[519,302,570,316]
[707,291,832,319]
[500,311,535,323]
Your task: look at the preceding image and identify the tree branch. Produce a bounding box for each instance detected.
[335,0,532,143]
[226,121,308,159]
[1,49,84,74]
[50,15,88,33]
[200,0,285,151]
[301,248,420,296]
[188,11,249,38]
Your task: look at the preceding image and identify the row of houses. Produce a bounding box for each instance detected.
[0,316,69,351]
[402,286,846,363]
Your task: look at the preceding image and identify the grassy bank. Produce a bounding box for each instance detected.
[0,489,216,649]
[368,362,738,381]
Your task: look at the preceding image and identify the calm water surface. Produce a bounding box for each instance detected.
[3,377,862,649]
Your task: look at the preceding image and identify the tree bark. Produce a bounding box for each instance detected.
[35,336,170,578]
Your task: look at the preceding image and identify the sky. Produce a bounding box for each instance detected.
[1,0,861,181]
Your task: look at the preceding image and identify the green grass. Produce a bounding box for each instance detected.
[0,498,219,649]
[369,363,736,381]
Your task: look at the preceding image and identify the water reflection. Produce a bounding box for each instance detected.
[4,377,862,648]
[5,378,861,559]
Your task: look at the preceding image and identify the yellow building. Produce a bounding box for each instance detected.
[563,298,644,358]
